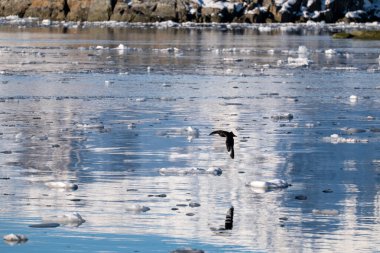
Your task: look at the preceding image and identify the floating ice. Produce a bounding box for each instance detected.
[96,45,104,50]
[247,179,290,192]
[298,45,308,56]
[43,212,85,226]
[45,181,78,191]
[41,19,51,26]
[349,95,358,103]
[287,57,310,67]
[125,204,150,212]
[135,97,147,102]
[76,123,105,130]
[159,167,222,176]
[115,44,125,50]
[3,234,28,243]
[324,134,369,143]
[325,49,337,57]
[182,126,200,141]
[341,127,366,134]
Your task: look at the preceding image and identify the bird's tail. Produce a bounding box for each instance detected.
[229,147,234,159]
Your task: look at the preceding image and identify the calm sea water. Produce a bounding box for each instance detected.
[0,24,380,253]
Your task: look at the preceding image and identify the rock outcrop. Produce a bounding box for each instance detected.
[0,0,379,23]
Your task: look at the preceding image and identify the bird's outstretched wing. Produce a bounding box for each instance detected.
[209,130,229,137]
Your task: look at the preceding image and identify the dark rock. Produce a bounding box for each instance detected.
[295,195,307,200]
[29,222,60,228]
[322,189,333,193]
[186,213,195,216]
[189,202,200,208]
[171,248,205,253]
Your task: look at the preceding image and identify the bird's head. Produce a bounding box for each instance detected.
[230,131,237,137]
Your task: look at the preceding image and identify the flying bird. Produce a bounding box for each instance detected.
[209,130,236,159]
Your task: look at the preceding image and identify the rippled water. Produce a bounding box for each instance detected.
[1,25,380,253]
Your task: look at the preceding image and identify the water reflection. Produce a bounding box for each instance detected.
[1,27,380,252]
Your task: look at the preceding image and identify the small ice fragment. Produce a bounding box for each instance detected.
[104,80,110,86]
[76,123,104,129]
[125,204,150,212]
[287,57,310,67]
[325,134,368,143]
[96,45,104,50]
[3,234,28,243]
[325,49,337,55]
[136,97,146,102]
[128,123,136,129]
[41,19,51,26]
[183,126,199,138]
[349,95,358,103]
[45,181,78,191]
[343,127,366,134]
[162,83,171,87]
[298,45,308,55]
[115,44,125,50]
[247,179,290,191]
[305,123,315,128]
[43,212,85,226]
[367,115,375,120]
[147,66,151,72]
[159,167,222,176]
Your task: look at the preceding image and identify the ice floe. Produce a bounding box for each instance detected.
[76,123,105,130]
[43,212,85,227]
[3,234,28,244]
[125,204,150,213]
[287,57,311,67]
[45,181,78,191]
[247,179,291,192]
[324,134,369,143]
[349,95,358,103]
[159,167,222,176]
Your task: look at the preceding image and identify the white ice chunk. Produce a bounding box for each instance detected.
[298,45,308,56]
[288,57,310,67]
[76,123,104,129]
[247,179,290,191]
[43,212,85,226]
[41,19,51,26]
[135,97,148,102]
[159,167,222,176]
[125,204,150,212]
[349,95,358,103]
[3,234,28,243]
[324,134,368,143]
[45,181,78,191]
[325,49,337,55]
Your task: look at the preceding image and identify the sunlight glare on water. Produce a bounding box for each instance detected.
[0,25,380,252]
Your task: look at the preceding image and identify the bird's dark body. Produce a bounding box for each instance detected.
[209,130,236,159]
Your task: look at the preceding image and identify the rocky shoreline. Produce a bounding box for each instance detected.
[0,0,379,24]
